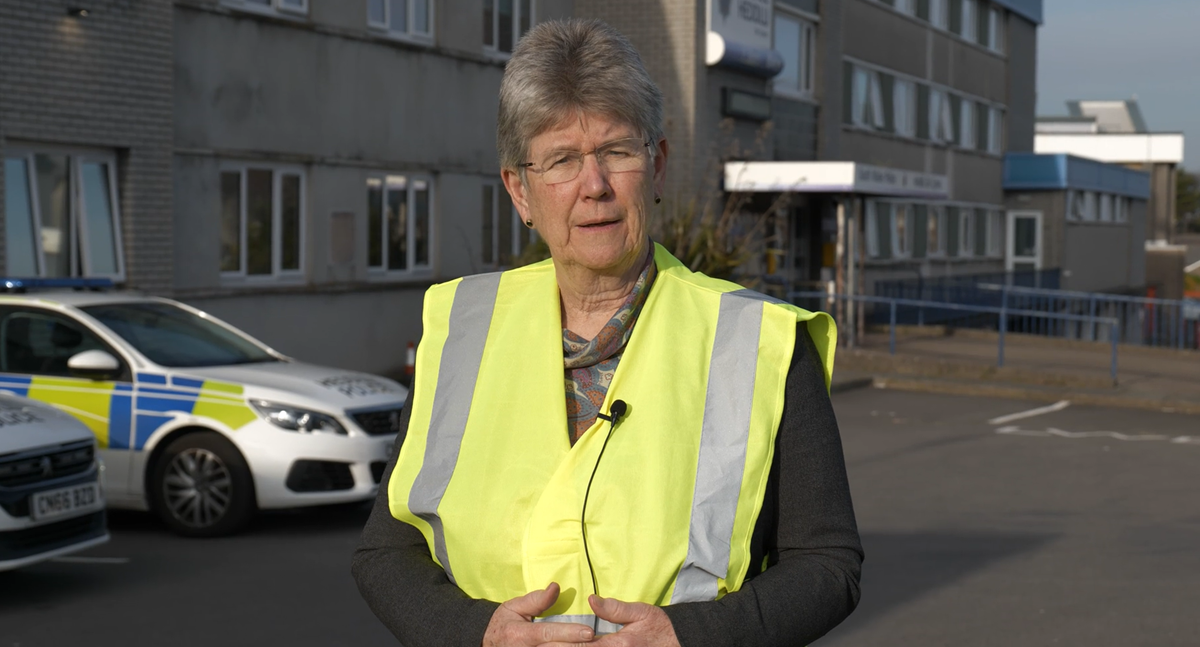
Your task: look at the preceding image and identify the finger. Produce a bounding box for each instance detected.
[588,595,650,625]
[504,582,562,619]
[531,620,595,644]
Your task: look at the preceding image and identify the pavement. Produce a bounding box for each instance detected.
[829,327,1200,415]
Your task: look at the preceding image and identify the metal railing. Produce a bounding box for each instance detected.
[790,291,1122,384]
[977,284,1200,350]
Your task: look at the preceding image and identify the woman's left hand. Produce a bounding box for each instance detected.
[540,595,681,647]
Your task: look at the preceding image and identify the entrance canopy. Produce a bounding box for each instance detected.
[724,161,950,200]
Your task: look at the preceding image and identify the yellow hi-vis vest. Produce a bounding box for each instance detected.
[388,244,836,631]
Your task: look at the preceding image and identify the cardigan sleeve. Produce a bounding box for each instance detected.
[352,321,863,647]
[661,320,863,646]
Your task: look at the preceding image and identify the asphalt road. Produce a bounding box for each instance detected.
[2,389,1198,646]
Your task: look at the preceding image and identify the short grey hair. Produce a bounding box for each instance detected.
[497,19,664,172]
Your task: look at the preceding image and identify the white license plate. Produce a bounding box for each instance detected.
[30,482,103,522]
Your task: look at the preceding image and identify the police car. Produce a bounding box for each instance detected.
[0,392,108,571]
[0,279,408,537]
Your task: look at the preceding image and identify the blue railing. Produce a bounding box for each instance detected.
[790,291,1122,384]
[874,268,1062,326]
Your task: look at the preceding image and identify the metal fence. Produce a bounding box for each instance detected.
[873,268,1062,326]
[790,291,1122,384]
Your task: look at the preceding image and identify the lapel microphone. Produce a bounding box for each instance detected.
[596,399,628,425]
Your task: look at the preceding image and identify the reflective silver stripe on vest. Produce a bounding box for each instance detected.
[670,290,768,604]
[407,273,502,585]
[535,615,624,636]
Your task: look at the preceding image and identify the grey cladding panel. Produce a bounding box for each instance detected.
[778,0,819,14]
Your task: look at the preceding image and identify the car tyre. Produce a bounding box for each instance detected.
[149,432,256,537]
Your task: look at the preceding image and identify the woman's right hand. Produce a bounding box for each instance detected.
[483,583,596,646]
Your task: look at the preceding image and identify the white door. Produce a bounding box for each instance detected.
[1006,210,1042,274]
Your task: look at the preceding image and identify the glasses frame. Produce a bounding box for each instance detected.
[520,138,654,185]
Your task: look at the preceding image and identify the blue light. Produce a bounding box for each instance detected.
[1,278,115,291]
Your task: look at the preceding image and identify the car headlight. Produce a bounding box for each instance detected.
[250,401,348,436]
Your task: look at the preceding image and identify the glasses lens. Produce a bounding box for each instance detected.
[540,152,581,184]
[537,139,648,185]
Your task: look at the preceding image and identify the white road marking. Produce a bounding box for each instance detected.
[50,556,130,564]
[995,425,1200,445]
[988,401,1071,426]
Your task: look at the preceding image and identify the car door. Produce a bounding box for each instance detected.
[0,306,135,499]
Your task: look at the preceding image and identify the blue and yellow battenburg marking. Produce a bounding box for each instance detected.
[0,372,257,450]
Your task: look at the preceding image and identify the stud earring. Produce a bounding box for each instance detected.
[525,219,533,227]
[654,196,662,204]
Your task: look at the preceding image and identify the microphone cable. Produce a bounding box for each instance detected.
[581,399,628,606]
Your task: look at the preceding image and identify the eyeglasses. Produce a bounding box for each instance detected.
[521,138,653,185]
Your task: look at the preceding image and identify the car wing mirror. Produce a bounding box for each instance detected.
[67,350,121,381]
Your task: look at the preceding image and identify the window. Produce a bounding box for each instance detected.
[894,0,915,15]
[366,174,432,274]
[83,302,274,368]
[958,209,974,257]
[368,0,433,41]
[928,206,946,256]
[852,67,886,129]
[4,152,125,280]
[988,7,1005,53]
[482,182,534,267]
[988,210,1003,256]
[222,0,307,16]
[929,89,955,143]
[865,201,881,259]
[773,11,817,99]
[220,165,305,278]
[891,204,911,258]
[1100,194,1114,223]
[1115,197,1129,223]
[959,98,976,149]
[1083,192,1097,222]
[929,0,948,28]
[960,0,977,41]
[0,309,125,379]
[988,107,1004,153]
[484,0,533,55]
[893,79,917,137]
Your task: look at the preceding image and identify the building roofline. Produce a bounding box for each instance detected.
[992,0,1043,24]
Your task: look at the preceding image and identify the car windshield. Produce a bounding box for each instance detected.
[81,302,277,368]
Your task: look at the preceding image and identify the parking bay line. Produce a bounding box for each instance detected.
[51,556,130,564]
[988,400,1071,426]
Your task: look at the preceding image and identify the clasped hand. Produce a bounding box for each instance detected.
[482,582,681,647]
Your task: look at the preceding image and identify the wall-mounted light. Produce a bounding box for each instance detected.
[67,7,90,17]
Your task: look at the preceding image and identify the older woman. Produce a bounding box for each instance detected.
[353,19,862,647]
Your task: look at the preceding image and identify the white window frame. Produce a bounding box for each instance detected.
[772,9,817,100]
[930,88,955,144]
[366,173,435,277]
[4,148,127,282]
[960,0,977,42]
[891,203,912,258]
[959,98,976,150]
[893,79,917,138]
[368,0,434,43]
[958,208,974,257]
[987,210,1003,256]
[219,163,307,281]
[852,67,886,130]
[929,0,948,29]
[483,0,535,56]
[988,107,1004,153]
[221,0,308,17]
[927,206,947,257]
[988,7,1005,53]
[865,200,881,258]
[481,180,536,268]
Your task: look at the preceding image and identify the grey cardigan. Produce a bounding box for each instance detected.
[352,321,863,646]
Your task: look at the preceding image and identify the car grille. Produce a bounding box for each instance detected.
[0,510,106,561]
[352,408,404,436]
[285,460,355,493]
[0,441,94,488]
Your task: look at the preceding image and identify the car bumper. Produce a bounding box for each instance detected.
[0,510,109,572]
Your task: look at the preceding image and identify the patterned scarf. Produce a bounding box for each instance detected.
[563,247,658,444]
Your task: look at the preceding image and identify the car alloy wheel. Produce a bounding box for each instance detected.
[163,447,233,529]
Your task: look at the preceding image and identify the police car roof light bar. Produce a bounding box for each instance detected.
[1,278,115,293]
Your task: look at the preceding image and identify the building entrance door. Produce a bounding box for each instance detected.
[1006,210,1042,274]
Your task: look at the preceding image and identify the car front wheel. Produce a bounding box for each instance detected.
[149,432,255,537]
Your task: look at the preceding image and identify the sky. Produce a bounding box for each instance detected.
[1036,0,1200,168]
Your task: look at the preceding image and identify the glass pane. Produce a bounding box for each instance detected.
[281,174,301,271]
[79,161,120,276]
[415,0,429,33]
[280,0,305,7]
[927,209,941,254]
[498,0,514,52]
[483,0,494,46]
[414,180,429,267]
[389,0,408,32]
[498,187,513,266]
[83,302,275,368]
[34,154,71,277]
[246,168,273,275]
[894,206,909,255]
[368,0,386,24]
[773,15,801,92]
[803,25,815,92]
[4,158,40,276]
[386,176,408,270]
[519,0,531,37]
[481,185,494,264]
[0,311,109,377]
[1014,217,1037,257]
[220,172,241,272]
[367,178,384,268]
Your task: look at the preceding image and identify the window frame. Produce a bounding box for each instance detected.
[929,0,948,29]
[851,66,886,130]
[221,0,308,18]
[891,203,912,259]
[368,0,435,43]
[893,78,917,138]
[218,163,307,282]
[480,179,537,268]
[4,148,127,282]
[365,172,435,278]
[959,97,976,150]
[865,200,882,259]
[988,6,1005,53]
[772,7,818,101]
[958,208,975,257]
[987,210,1004,256]
[0,305,133,382]
[960,0,977,41]
[483,0,535,57]
[927,206,947,258]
